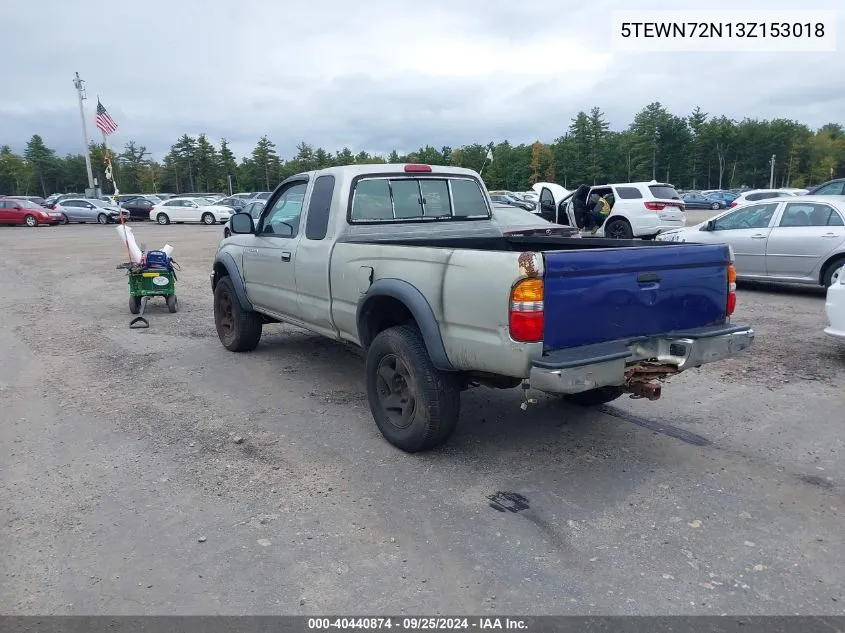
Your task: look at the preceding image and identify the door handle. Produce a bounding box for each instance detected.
[281,251,291,262]
[822,233,838,238]
[751,234,767,239]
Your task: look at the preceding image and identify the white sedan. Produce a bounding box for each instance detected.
[655,195,845,287]
[824,264,845,341]
[149,197,232,225]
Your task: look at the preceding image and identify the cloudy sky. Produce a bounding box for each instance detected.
[2,0,842,160]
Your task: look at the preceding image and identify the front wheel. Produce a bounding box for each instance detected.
[97,213,108,224]
[365,325,460,452]
[202,212,215,225]
[24,214,37,227]
[561,386,624,406]
[214,276,262,351]
[156,213,170,225]
[604,218,633,239]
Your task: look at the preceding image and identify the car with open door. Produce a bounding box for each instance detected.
[536,181,686,239]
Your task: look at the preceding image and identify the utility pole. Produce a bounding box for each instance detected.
[73,72,95,191]
[769,154,776,188]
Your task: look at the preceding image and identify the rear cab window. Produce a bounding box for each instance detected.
[350,175,490,223]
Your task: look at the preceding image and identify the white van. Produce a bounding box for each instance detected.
[535,181,687,239]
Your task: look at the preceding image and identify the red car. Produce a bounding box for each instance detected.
[0,197,63,226]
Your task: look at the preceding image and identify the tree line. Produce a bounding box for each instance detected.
[1,101,842,197]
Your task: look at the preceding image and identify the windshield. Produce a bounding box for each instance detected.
[16,199,43,209]
[492,206,550,227]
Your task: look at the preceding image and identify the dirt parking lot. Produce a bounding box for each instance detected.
[1,223,844,615]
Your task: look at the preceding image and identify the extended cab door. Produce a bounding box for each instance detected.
[242,179,309,319]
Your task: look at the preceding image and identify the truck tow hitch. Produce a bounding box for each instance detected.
[624,363,679,401]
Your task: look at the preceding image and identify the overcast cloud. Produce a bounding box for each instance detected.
[1,0,842,160]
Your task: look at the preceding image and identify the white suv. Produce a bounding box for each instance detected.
[536,181,686,239]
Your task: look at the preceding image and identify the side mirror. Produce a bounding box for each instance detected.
[704,219,715,231]
[230,212,255,234]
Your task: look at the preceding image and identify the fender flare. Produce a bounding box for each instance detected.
[356,278,454,371]
[213,252,253,311]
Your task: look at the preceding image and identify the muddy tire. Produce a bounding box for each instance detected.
[561,386,625,406]
[365,325,460,452]
[214,276,262,352]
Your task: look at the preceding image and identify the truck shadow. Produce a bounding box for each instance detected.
[255,327,714,461]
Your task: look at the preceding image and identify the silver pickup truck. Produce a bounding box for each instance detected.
[211,164,754,452]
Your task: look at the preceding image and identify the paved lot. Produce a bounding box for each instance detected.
[1,223,843,615]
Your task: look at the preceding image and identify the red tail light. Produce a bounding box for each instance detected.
[404,164,432,172]
[644,202,665,210]
[509,278,544,342]
[727,264,737,316]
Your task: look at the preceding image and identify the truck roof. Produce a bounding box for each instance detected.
[290,163,483,181]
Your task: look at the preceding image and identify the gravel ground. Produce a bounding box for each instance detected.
[1,223,843,615]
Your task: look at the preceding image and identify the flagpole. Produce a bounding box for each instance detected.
[73,72,95,192]
[98,96,120,198]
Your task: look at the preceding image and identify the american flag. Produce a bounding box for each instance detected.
[95,99,118,135]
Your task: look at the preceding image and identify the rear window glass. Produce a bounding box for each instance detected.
[648,185,680,200]
[350,177,489,222]
[615,186,642,199]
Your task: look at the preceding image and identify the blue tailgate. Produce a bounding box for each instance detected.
[542,243,730,351]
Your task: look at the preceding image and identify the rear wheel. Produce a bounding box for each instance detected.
[561,386,625,406]
[156,213,170,225]
[202,212,215,225]
[710,201,721,210]
[365,325,460,452]
[61,214,69,225]
[166,294,179,313]
[24,215,37,227]
[214,276,262,351]
[604,218,633,239]
[223,228,231,238]
[129,295,141,315]
[823,256,845,287]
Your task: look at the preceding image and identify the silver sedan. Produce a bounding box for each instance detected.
[656,195,845,287]
[54,198,124,224]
